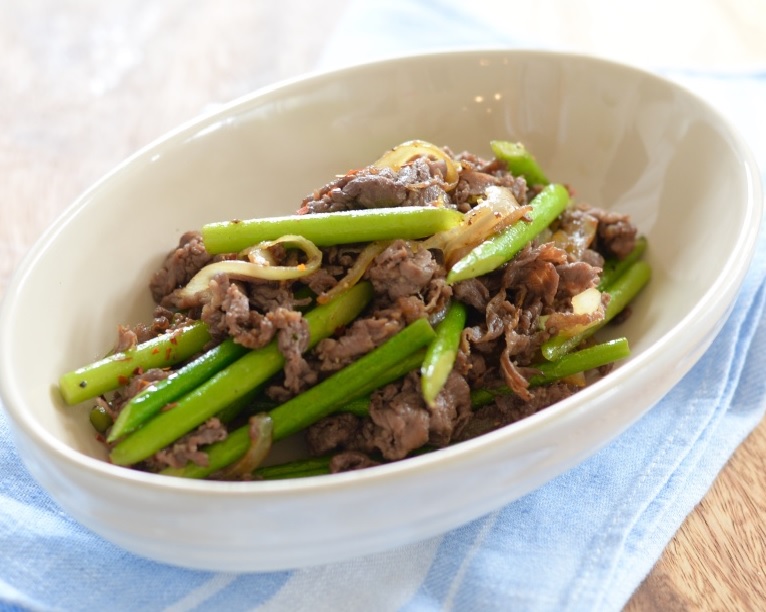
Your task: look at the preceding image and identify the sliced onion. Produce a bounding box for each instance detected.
[218,414,273,480]
[423,185,531,267]
[552,212,598,260]
[316,240,391,304]
[571,287,602,315]
[177,235,322,298]
[373,139,460,189]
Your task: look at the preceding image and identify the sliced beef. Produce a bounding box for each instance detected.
[314,313,403,372]
[299,157,451,214]
[111,368,172,410]
[151,418,228,469]
[200,275,276,349]
[589,207,637,259]
[455,382,579,442]
[273,308,316,395]
[347,370,473,461]
[365,372,431,460]
[453,277,492,311]
[305,412,363,457]
[555,261,601,298]
[366,240,439,301]
[329,452,381,473]
[426,371,472,446]
[149,230,213,305]
[453,168,529,212]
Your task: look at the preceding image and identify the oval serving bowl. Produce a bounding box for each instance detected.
[0,50,761,572]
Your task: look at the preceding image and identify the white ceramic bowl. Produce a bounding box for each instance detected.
[0,50,761,572]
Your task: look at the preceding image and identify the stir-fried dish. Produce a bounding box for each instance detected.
[59,140,650,480]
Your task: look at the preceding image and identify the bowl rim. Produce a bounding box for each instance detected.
[1,47,763,498]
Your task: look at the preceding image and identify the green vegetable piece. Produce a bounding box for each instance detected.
[89,404,113,434]
[59,321,212,405]
[336,348,427,416]
[202,206,464,254]
[598,236,648,291]
[542,260,651,362]
[269,317,435,440]
[162,318,436,478]
[108,338,249,442]
[446,183,570,284]
[109,282,374,467]
[471,337,631,407]
[254,456,333,480]
[490,140,549,186]
[421,300,467,406]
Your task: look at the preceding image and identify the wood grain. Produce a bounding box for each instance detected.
[1,2,764,609]
[626,419,766,611]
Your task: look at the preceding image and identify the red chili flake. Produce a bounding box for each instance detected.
[165,347,173,360]
[169,336,178,346]
[117,375,129,386]
[161,402,178,412]
[152,348,160,354]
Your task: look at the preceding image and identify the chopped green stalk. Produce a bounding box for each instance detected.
[269,318,434,440]
[338,397,371,418]
[59,321,212,405]
[598,236,648,290]
[310,347,429,419]
[421,300,467,406]
[89,404,113,434]
[162,318,435,478]
[202,206,465,254]
[446,183,570,284]
[254,456,333,480]
[471,337,631,407]
[339,348,426,409]
[109,282,373,467]
[542,260,651,361]
[490,140,549,186]
[108,338,249,442]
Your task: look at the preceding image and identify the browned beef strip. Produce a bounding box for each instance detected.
[151,417,228,469]
[200,274,276,348]
[453,168,529,212]
[366,239,439,301]
[329,452,381,473]
[305,412,362,457]
[345,370,472,460]
[149,230,213,305]
[454,382,579,443]
[453,277,492,311]
[426,370,472,446]
[299,157,451,214]
[247,279,306,313]
[111,368,172,411]
[314,313,403,372]
[273,307,316,395]
[589,207,637,259]
[555,261,601,298]
[501,243,567,305]
[365,372,431,460]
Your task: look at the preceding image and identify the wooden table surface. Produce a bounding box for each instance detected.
[2,2,764,609]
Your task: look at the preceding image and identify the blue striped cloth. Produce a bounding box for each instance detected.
[2,2,765,610]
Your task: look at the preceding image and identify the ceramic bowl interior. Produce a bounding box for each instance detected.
[0,50,761,572]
